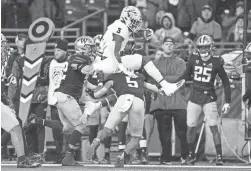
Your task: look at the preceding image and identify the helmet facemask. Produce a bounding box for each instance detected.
[197,44,212,59]
[75,36,96,61]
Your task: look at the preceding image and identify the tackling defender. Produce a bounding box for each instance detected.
[90,6,183,96]
[177,35,231,166]
[85,70,171,167]
[47,36,97,166]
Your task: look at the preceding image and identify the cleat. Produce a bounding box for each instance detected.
[86,138,101,160]
[141,151,148,165]
[91,154,100,164]
[115,152,125,168]
[131,153,141,165]
[17,157,41,168]
[62,152,76,166]
[216,154,224,166]
[29,153,46,164]
[182,153,196,165]
[99,157,111,164]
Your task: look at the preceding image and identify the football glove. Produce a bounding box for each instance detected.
[160,79,185,96]
[222,103,230,114]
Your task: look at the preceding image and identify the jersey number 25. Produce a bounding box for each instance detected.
[126,76,138,88]
[194,66,212,82]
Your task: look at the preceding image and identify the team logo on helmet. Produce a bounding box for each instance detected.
[120,6,143,33]
[75,36,96,58]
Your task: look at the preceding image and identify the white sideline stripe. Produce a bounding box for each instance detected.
[2,164,251,169]
[20,94,33,103]
[24,58,42,69]
[23,76,38,86]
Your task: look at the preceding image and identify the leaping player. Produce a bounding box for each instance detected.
[90,6,184,96]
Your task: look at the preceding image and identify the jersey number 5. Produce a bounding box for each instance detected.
[194,66,212,82]
[126,76,138,88]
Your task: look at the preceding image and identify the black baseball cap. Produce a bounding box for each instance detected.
[163,36,175,44]
[16,33,28,41]
[202,5,213,11]
[55,38,68,52]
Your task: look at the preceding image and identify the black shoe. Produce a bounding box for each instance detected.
[215,154,224,166]
[131,152,141,165]
[115,152,125,168]
[86,138,100,160]
[183,153,196,165]
[99,156,111,164]
[17,157,41,168]
[29,153,46,164]
[141,151,148,165]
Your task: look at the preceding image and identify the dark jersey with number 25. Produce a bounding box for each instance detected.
[181,53,231,103]
[106,73,145,101]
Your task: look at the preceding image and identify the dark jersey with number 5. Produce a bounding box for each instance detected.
[106,73,145,100]
[180,53,231,103]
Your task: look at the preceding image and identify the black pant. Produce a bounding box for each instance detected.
[25,103,47,153]
[154,109,188,161]
[51,106,63,154]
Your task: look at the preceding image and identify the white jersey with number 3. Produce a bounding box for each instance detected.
[95,20,142,74]
[100,20,130,60]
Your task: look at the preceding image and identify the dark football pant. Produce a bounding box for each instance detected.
[25,103,47,153]
[154,109,188,161]
[50,106,63,154]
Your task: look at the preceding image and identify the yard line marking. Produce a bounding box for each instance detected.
[1,163,251,169]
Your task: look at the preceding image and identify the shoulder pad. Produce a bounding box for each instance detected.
[67,54,91,65]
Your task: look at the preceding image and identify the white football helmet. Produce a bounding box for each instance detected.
[74,36,96,57]
[196,35,214,60]
[120,6,143,33]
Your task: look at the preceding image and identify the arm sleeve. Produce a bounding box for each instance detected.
[218,59,231,103]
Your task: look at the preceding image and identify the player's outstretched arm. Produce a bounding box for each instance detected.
[94,80,114,98]
[143,82,163,94]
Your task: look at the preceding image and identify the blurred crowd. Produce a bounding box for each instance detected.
[1,0,66,28]
[129,0,251,53]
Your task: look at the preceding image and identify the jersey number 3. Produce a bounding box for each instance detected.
[194,66,212,82]
[126,76,138,88]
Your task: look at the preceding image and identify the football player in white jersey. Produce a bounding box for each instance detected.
[91,6,184,96]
